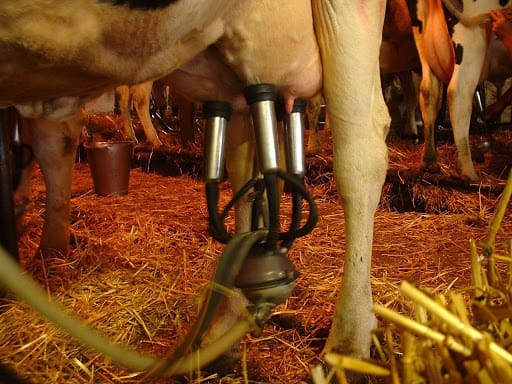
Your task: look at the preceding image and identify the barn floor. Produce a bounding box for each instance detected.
[1,123,512,383]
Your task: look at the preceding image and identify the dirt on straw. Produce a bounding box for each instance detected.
[1,121,511,383]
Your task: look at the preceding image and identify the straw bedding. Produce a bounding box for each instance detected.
[1,120,511,383]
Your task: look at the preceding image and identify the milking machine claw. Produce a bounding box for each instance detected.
[195,83,319,345]
[235,245,299,328]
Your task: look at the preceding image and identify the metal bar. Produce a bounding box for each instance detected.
[0,107,19,261]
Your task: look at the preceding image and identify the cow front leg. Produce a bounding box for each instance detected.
[28,113,83,257]
[326,78,389,361]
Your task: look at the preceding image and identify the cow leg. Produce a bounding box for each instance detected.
[132,82,163,148]
[418,66,443,173]
[224,111,255,233]
[484,84,512,122]
[27,113,83,257]
[115,85,138,142]
[152,81,171,116]
[175,93,195,148]
[448,30,486,182]
[398,70,420,141]
[306,94,324,155]
[312,0,389,361]
[448,76,479,181]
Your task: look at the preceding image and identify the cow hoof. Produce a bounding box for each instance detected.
[457,165,479,183]
[202,349,240,376]
[461,173,480,183]
[311,361,367,384]
[420,162,441,174]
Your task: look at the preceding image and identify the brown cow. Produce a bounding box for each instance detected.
[1,0,389,376]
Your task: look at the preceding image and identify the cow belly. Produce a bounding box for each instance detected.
[0,0,233,104]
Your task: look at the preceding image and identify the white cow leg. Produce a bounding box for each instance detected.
[28,113,83,257]
[448,85,479,181]
[448,70,480,182]
[312,0,388,362]
[326,78,389,360]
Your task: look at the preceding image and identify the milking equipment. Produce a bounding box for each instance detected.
[195,84,318,340]
[0,83,319,379]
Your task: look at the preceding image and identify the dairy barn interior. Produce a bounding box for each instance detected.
[1,2,512,384]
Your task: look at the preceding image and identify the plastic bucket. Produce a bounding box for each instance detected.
[85,141,133,196]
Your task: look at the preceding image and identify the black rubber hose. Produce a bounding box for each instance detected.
[151,230,267,376]
[219,178,258,224]
[281,175,304,250]
[206,171,317,246]
[251,178,266,231]
[264,173,280,251]
[205,182,231,243]
[277,171,318,241]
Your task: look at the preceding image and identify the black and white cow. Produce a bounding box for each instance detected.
[408,0,512,180]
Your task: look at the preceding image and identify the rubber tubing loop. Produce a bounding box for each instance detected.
[220,177,259,223]
[0,245,254,377]
[150,230,268,376]
[277,170,318,240]
[281,175,304,250]
[205,182,231,243]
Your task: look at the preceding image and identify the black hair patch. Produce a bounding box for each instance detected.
[454,42,463,65]
[405,0,423,33]
[100,0,179,10]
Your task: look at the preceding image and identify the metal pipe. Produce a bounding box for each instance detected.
[0,108,19,261]
[243,84,280,173]
[202,100,232,183]
[284,98,307,177]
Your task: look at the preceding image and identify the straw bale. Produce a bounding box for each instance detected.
[1,124,511,383]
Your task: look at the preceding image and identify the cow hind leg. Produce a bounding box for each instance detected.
[27,113,83,257]
[132,82,163,148]
[398,70,420,142]
[312,0,389,369]
[419,68,443,173]
[448,69,482,181]
[115,85,138,142]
